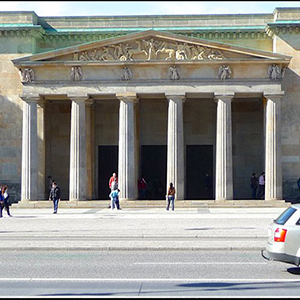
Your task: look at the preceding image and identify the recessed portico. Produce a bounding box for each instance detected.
[13,30,291,202]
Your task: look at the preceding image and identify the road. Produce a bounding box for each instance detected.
[1,250,300,297]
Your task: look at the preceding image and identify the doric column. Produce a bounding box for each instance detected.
[37,100,46,199]
[166,94,185,200]
[21,97,39,201]
[117,93,138,200]
[86,99,95,200]
[264,94,283,201]
[69,97,87,201]
[215,94,234,201]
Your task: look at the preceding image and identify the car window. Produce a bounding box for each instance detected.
[274,207,297,225]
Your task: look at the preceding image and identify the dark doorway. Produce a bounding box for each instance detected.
[186,145,214,200]
[98,146,118,200]
[141,146,167,200]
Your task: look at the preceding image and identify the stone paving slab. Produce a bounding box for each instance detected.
[0,207,286,252]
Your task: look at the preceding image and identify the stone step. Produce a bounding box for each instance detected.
[12,199,290,209]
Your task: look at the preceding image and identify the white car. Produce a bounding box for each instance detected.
[262,204,300,266]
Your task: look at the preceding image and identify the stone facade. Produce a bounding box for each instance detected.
[0,8,299,202]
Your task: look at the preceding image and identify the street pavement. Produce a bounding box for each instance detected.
[0,206,288,252]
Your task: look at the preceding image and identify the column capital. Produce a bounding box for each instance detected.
[68,96,89,102]
[214,93,235,102]
[263,92,285,101]
[20,96,40,103]
[116,93,138,103]
[165,93,186,102]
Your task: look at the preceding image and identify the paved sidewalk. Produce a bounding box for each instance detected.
[0,207,287,251]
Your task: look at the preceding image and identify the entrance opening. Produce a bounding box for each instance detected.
[186,145,214,200]
[98,146,118,200]
[141,146,167,200]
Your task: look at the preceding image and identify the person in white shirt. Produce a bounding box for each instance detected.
[258,172,265,199]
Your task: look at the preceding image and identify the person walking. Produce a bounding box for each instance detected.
[166,182,176,211]
[49,181,61,214]
[0,185,12,218]
[250,173,259,199]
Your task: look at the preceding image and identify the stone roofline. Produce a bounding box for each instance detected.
[0,7,300,30]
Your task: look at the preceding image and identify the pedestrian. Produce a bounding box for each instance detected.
[108,173,118,209]
[0,185,12,218]
[110,178,121,210]
[166,182,176,211]
[258,172,265,199]
[297,178,300,191]
[109,173,118,191]
[109,188,120,211]
[138,177,147,200]
[250,173,259,199]
[49,181,61,214]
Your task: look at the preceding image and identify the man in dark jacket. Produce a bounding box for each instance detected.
[49,181,61,214]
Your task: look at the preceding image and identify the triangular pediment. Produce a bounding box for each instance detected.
[13,30,291,65]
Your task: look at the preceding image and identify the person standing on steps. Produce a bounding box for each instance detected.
[166,182,176,211]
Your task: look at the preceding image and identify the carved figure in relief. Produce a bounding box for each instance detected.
[268,64,284,81]
[71,67,83,81]
[121,67,133,81]
[124,41,147,61]
[176,43,191,60]
[80,51,90,61]
[143,38,157,60]
[100,47,115,61]
[19,68,35,83]
[208,49,225,60]
[169,66,180,81]
[156,41,176,60]
[112,44,124,60]
[218,65,232,81]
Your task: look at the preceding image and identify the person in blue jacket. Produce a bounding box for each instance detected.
[0,185,12,218]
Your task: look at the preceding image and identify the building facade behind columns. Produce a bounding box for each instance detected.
[0,8,299,203]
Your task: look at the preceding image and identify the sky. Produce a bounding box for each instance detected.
[1,1,300,17]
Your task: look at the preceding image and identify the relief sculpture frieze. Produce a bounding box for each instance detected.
[78,38,227,62]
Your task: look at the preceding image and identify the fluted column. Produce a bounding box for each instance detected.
[21,97,38,201]
[215,94,234,201]
[37,100,46,199]
[265,94,283,201]
[69,97,87,201]
[166,94,185,200]
[117,93,138,200]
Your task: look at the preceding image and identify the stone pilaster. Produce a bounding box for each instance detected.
[264,94,283,201]
[69,97,87,201]
[117,93,138,200]
[166,94,185,200]
[215,94,234,201]
[21,97,39,202]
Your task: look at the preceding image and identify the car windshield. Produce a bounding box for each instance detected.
[274,207,297,225]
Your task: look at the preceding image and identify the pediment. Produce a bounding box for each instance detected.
[13,30,291,65]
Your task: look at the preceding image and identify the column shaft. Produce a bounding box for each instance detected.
[166,95,185,200]
[118,95,138,200]
[21,98,38,201]
[215,95,233,201]
[265,95,283,200]
[69,98,87,201]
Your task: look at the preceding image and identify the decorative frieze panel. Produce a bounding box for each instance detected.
[78,38,227,62]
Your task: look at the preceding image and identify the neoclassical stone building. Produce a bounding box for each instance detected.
[1,8,300,203]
